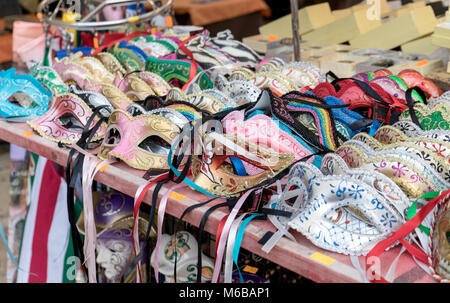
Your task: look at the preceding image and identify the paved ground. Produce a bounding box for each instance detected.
[0,144,10,283]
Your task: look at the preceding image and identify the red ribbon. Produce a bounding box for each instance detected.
[213,214,229,283]
[366,189,450,283]
[90,31,149,56]
[177,36,200,92]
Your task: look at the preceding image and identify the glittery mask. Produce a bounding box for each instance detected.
[398,69,442,99]
[268,160,404,256]
[27,93,107,144]
[29,63,68,95]
[335,140,449,198]
[400,102,450,131]
[98,109,182,170]
[0,68,51,120]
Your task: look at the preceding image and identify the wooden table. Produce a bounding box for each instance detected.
[0,120,436,283]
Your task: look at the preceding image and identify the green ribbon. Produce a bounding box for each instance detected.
[406,191,441,235]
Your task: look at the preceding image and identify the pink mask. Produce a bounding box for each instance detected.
[53,58,104,93]
[28,93,107,144]
[222,111,314,163]
[98,109,181,170]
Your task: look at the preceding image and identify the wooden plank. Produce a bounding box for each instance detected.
[259,3,336,38]
[350,6,438,50]
[302,10,381,44]
[0,121,437,283]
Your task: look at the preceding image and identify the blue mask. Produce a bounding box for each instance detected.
[0,68,51,121]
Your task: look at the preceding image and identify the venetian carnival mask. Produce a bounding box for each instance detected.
[98,109,183,170]
[0,68,51,121]
[150,231,214,283]
[27,93,108,144]
[76,190,154,283]
[265,159,405,256]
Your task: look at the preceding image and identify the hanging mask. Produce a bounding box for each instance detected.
[77,190,155,283]
[0,68,51,121]
[150,231,214,283]
[27,93,107,144]
[98,109,182,170]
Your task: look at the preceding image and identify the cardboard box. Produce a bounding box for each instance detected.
[302,10,381,44]
[242,34,272,54]
[259,3,335,38]
[350,6,438,50]
[401,36,441,55]
[432,22,450,48]
[319,53,369,78]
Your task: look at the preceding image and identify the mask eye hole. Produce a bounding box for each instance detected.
[138,135,171,154]
[8,92,38,108]
[57,112,85,131]
[104,127,121,146]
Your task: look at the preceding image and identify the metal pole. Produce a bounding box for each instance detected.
[290,0,301,61]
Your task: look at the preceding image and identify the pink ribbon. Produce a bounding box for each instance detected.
[212,189,256,283]
[81,156,111,283]
[153,183,187,282]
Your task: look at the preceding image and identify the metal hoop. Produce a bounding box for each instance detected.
[38,0,173,31]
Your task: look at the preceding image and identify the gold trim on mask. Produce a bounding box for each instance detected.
[27,93,107,145]
[433,198,450,280]
[99,109,184,170]
[94,52,127,77]
[336,144,445,198]
[191,132,294,197]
